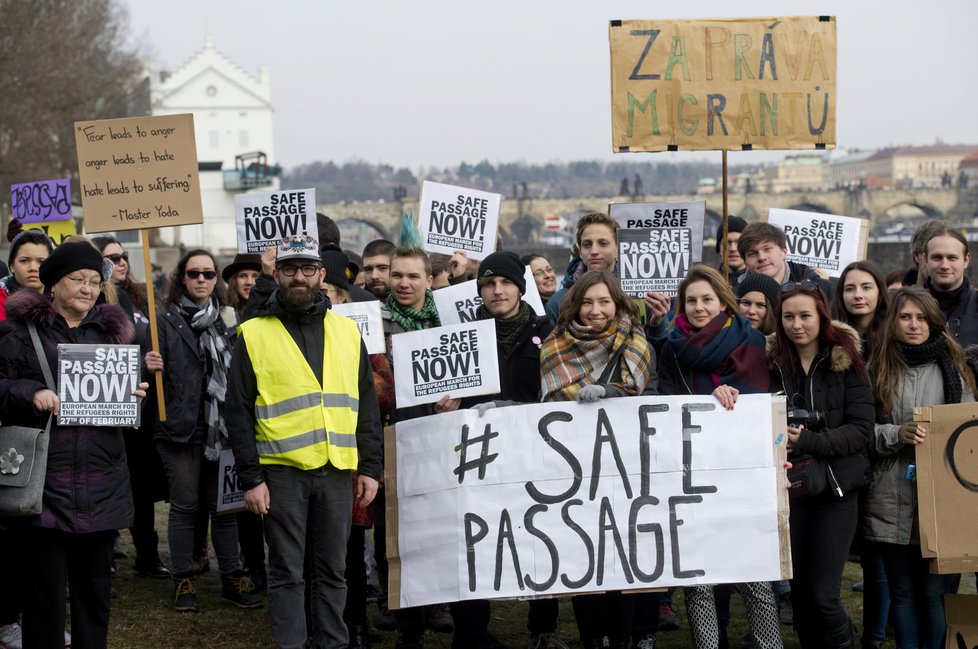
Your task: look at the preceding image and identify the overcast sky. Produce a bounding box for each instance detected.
[125,0,975,171]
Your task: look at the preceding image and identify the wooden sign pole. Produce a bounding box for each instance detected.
[721,149,730,280]
[142,232,166,421]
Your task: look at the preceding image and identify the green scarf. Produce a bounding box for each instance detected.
[386,290,441,332]
[476,300,533,349]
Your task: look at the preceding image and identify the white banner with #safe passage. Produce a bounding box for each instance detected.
[332,301,385,355]
[217,448,246,514]
[57,344,141,426]
[391,320,501,408]
[433,268,545,326]
[765,208,868,277]
[610,202,705,296]
[387,394,788,608]
[418,181,501,260]
[235,188,318,254]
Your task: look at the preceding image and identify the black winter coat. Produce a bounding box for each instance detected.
[768,322,874,493]
[152,301,232,444]
[0,291,135,533]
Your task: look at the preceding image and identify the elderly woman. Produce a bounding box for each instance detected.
[0,241,147,648]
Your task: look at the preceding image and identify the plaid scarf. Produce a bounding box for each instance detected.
[540,315,651,402]
[386,290,440,332]
[180,295,231,460]
[665,312,768,395]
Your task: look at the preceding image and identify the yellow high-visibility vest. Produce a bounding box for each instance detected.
[238,312,361,471]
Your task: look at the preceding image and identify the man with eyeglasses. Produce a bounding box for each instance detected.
[227,236,382,649]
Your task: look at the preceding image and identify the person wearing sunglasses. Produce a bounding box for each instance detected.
[144,249,262,613]
[769,280,874,649]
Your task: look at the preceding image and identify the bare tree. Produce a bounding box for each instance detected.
[0,0,146,211]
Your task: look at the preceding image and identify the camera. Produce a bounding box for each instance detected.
[786,408,826,432]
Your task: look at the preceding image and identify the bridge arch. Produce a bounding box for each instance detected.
[786,202,831,214]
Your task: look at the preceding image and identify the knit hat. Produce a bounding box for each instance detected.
[321,248,350,291]
[39,241,104,289]
[736,272,781,310]
[715,215,748,253]
[477,251,526,295]
[222,253,262,282]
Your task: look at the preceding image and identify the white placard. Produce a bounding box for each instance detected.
[332,301,384,355]
[766,208,868,277]
[610,201,705,297]
[56,344,140,426]
[434,267,545,325]
[418,181,501,260]
[391,320,501,407]
[235,188,318,254]
[390,394,785,608]
[216,448,246,514]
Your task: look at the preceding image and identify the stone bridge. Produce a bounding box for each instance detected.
[322,186,976,247]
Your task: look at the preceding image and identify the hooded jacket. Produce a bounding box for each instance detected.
[768,321,874,494]
[226,289,382,489]
[0,290,135,532]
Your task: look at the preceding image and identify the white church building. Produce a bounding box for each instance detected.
[149,36,279,253]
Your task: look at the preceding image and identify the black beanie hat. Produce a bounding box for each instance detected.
[320,248,350,292]
[477,251,526,295]
[715,215,748,253]
[736,272,781,310]
[39,241,105,289]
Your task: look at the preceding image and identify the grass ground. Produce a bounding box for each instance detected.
[105,504,976,648]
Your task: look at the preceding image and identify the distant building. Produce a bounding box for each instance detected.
[827,144,978,190]
[766,153,827,193]
[149,36,279,253]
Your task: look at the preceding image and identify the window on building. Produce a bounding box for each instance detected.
[209,130,219,148]
[239,130,249,148]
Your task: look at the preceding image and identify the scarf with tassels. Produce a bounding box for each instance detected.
[386,290,440,332]
[665,312,769,395]
[180,295,232,460]
[540,315,651,402]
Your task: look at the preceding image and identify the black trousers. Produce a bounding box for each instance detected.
[344,525,368,629]
[789,491,858,649]
[572,592,635,647]
[15,527,114,649]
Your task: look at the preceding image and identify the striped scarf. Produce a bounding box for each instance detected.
[540,315,651,402]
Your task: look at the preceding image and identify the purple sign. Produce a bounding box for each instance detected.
[11,178,72,223]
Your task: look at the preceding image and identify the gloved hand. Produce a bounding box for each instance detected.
[577,385,606,403]
[898,421,926,445]
[472,401,497,416]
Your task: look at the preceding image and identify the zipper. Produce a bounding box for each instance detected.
[806,356,844,498]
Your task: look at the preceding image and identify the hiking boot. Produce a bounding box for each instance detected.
[657,602,679,631]
[530,632,570,649]
[173,575,199,612]
[221,570,264,609]
[426,603,453,633]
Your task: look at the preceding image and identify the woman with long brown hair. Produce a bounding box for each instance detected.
[864,287,974,649]
[769,280,874,649]
[832,260,890,360]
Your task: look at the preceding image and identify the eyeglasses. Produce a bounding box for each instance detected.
[104,252,129,265]
[279,264,321,277]
[781,280,820,294]
[532,266,555,278]
[185,270,218,280]
[64,275,103,291]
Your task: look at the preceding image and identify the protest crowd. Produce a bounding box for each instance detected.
[1,205,977,649]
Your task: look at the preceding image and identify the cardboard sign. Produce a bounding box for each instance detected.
[11,178,72,223]
[611,201,705,296]
[418,181,501,260]
[433,268,546,325]
[913,402,978,574]
[609,17,837,152]
[22,220,77,246]
[332,301,385,355]
[56,344,140,427]
[386,394,789,608]
[74,114,204,232]
[945,595,978,649]
[766,208,868,277]
[216,448,246,514]
[390,321,501,408]
[234,188,317,254]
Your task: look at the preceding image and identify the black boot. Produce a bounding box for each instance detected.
[221,570,264,609]
[172,573,198,612]
[827,620,855,649]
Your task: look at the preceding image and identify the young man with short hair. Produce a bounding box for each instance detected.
[362,239,396,301]
[736,222,834,297]
[921,226,978,345]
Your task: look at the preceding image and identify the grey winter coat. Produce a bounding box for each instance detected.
[861,362,974,545]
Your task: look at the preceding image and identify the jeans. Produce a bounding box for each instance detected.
[878,542,952,649]
[156,441,240,576]
[789,491,858,649]
[264,464,353,649]
[859,541,890,648]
